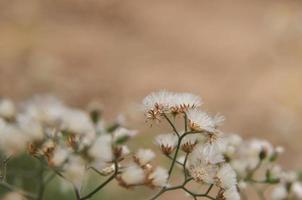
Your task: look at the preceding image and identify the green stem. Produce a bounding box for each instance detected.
[80,162,118,200]
[162,114,180,137]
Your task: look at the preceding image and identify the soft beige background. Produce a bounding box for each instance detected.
[0,0,302,199]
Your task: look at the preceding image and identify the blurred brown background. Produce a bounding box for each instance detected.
[0,0,302,199]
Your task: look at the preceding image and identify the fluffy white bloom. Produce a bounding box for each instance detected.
[120,145,130,157]
[248,139,274,159]
[142,91,203,119]
[134,149,155,166]
[148,167,168,187]
[292,182,302,199]
[212,114,225,128]
[142,91,174,113]
[63,156,86,189]
[181,134,199,153]
[194,143,225,165]
[61,109,95,139]
[51,146,70,166]
[21,95,66,125]
[188,162,217,184]
[119,164,145,186]
[172,93,202,112]
[88,134,113,162]
[17,115,44,141]
[186,109,215,132]
[216,164,237,189]
[0,99,16,119]
[188,149,217,184]
[155,133,178,154]
[271,185,288,200]
[113,127,137,143]
[223,186,240,200]
[0,124,28,155]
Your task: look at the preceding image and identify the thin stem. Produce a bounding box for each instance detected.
[0,156,11,182]
[164,154,183,166]
[74,186,81,200]
[36,162,45,200]
[162,114,180,137]
[245,160,262,181]
[204,184,214,195]
[184,113,188,133]
[183,153,189,180]
[80,162,118,200]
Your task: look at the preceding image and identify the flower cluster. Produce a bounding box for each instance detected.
[0,96,167,200]
[0,91,301,200]
[143,91,239,200]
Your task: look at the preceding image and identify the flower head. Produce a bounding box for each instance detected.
[216,164,237,189]
[148,167,168,187]
[155,133,178,155]
[134,149,155,166]
[186,109,215,133]
[118,164,145,187]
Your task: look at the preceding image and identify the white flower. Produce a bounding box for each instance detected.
[113,127,137,143]
[172,93,202,112]
[22,95,66,125]
[61,109,95,139]
[292,182,302,199]
[88,134,113,162]
[181,134,199,153]
[194,143,225,165]
[17,115,44,141]
[119,164,145,186]
[188,149,217,184]
[148,167,168,187]
[248,139,274,159]
[216,164,237,189]
[155,133,178,155]
[212,113,225,128]
[271,185,288,200]
[0,99,16,119]
[188,163,217,184]
[186,109,215,132]
[142,91,175,120]
[51,146,70,166]
[134,149,155,166]
[63,156,86,189]
[0,124,28,155]
[223,186,240,200]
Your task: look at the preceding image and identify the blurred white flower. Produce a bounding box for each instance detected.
[88,134,113,162]
[0,98,16,120]
[17,115,44,141]
[134,149,155,166]
[113,127,137,143]
[51,146,70,166]
[223,186,240,200]
[119,164,145,186]
[63,156,86,189]
[0,124,28,155]
[271,184,288,200]
[148,167,168,187]
[216,164,237,189]
[292,182,302,199]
